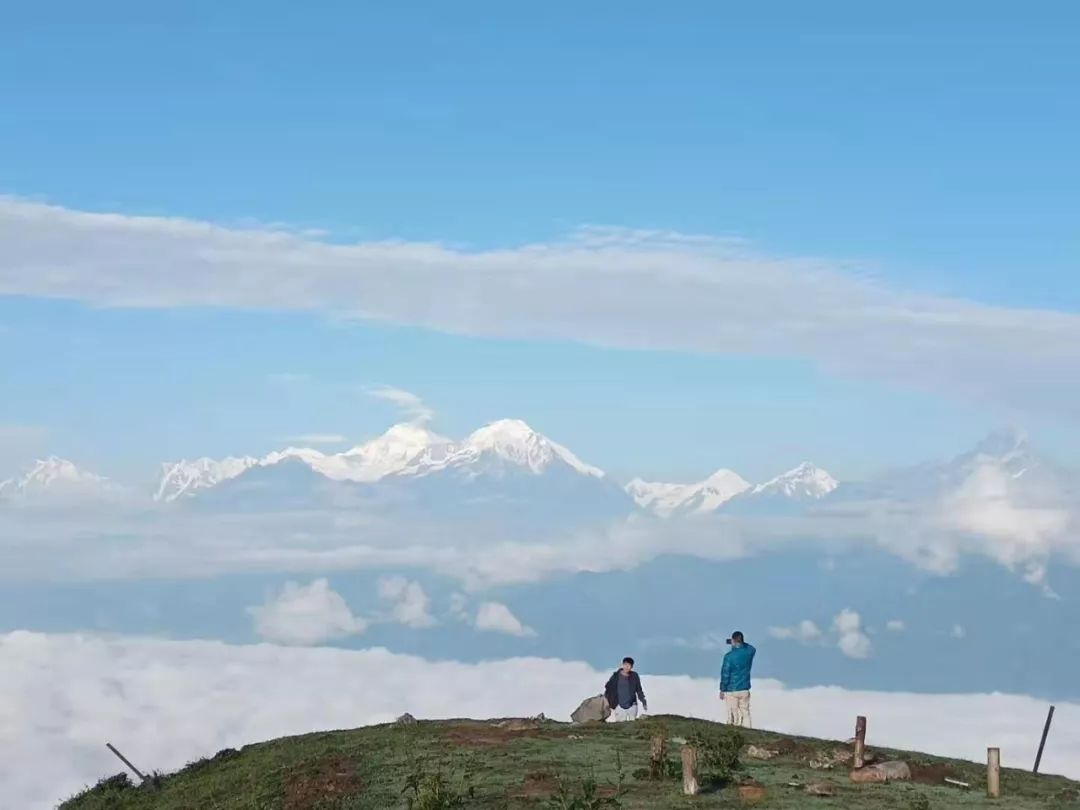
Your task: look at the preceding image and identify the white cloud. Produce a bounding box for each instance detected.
[768,620,823,644]
[770,613,871,658]
[474,602,536,637]
[4,198,1080,418]
[935,462,1070,580]
[834,609,873,659]
[952,624,967,639]
[245,579,367,645]
[3,631,1080,810]
[377,576,436,628]
[281,433,348,445]
[886,619,906,632]
[366,386,434,425]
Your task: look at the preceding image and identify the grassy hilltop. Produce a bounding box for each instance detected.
[62,715,1079,809]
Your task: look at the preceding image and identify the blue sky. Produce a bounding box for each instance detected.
[1,1,1078,481]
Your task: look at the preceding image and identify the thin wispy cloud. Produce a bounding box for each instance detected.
[768,620,823,644]
[366,386,434,425]
[4,198,1080,419]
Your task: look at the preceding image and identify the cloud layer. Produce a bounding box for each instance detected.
[3,198,1080,418]
[3,631,1078,810]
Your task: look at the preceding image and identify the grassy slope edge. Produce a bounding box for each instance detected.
[61,715,1080,809]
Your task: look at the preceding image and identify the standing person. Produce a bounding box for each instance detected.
[605,657,647,722]
[719,631,755,728]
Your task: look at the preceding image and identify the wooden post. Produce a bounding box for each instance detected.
[987,747,1001,798]
[682,745,699,796]
[854,715,867,769]
[106,742,147,783]
[1034,705,1055,774]
[649,735,667,780]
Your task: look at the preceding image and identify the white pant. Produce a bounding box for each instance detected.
[611,704,639,722]
[724,690,752,728]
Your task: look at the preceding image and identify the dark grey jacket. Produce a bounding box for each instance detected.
[604,670,646,710]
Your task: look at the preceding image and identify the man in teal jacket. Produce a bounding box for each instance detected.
[719,631,756,728]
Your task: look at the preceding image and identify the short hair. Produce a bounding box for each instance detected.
[622,656,635,667]
[731,631,744,643]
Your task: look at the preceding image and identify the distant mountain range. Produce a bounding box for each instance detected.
[2,422,1067,532]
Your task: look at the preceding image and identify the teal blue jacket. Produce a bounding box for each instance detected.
[720,643,756,692]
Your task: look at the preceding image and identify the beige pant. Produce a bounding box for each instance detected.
[611,704,639,722]
[724,690,752,728]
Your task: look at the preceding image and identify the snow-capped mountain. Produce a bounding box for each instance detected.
[402,419,604,480]
[627,469,751,516]
[168,418,627,527]
[628,462,836,517]
[0,457,122,505]
[156,455,259,502]
[156,424,451,502]
[839,426,1053,504]
[751,462,839,500]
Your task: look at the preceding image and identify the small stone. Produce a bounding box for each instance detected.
[746,745,778,760]
[395,713,418,726]
[806,781,837,797]
[850,760,911,783]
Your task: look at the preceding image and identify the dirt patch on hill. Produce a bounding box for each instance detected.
[284,756,363,810]
[445,722,544,747]
[517,770,559,798]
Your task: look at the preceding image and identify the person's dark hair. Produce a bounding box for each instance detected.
[622,656,635,667]
[731,631,744,643]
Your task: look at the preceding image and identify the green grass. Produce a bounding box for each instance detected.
[61,716,1080,809]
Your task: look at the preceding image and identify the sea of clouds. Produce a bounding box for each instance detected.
[3,631,1076,809]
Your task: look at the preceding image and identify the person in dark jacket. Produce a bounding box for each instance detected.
[605,656,647,721]
[719,631,756,727]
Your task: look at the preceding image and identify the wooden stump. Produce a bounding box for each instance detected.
[988,747,1001,798]
[853,715,867,769]
[682,745,699,796]
[649,735,667,780]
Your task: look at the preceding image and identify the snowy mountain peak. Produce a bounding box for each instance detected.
[155,456,258,502]
[753,462,838,499]
[10,456,105,489]
[627,468,751,516]
[0,456,118,504]
[346,423,449,458]
[463,419,604,477]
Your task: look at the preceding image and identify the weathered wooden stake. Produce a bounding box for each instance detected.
[682,745,699,796]
[854,715,867,769]
[1034,705,1055,774]
[106,742,147,782]
[649,735,667,780]
[987,747,1001,798]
